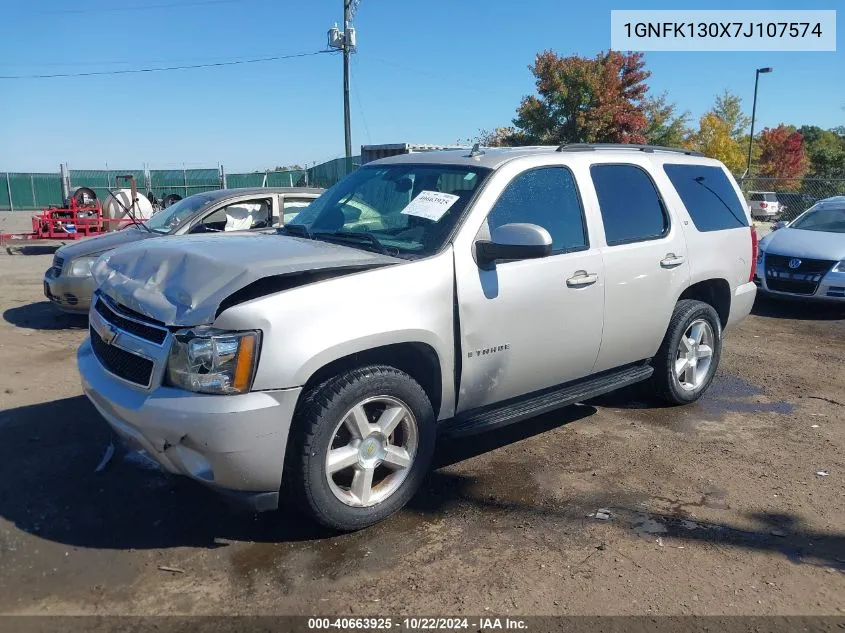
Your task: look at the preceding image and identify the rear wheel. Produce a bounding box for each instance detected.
[287,365,435,531]
[652,299,722,405]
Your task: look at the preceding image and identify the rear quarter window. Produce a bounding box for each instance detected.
[663,164,749,232]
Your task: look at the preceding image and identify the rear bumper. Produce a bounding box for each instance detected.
[78,338,302,511]
[43,273,94,314]
[726,281,757,328]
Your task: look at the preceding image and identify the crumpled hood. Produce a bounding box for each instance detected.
[760,227,845,261]
[56,226,155,260]
[92,232,402,326]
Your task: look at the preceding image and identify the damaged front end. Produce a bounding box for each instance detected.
[80,231,403,510]
[91,231,401,327]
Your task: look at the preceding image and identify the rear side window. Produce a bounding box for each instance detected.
[664,164,749,232]
[590,164,668,245]
[750,192,777,202]
[487,166,588,253]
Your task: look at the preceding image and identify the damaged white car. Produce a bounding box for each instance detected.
[79,145,757,531]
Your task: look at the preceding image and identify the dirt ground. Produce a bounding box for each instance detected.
[0,245,843,617]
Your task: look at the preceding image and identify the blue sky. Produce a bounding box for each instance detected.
[0,0,842,172]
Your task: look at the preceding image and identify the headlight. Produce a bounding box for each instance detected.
[833,260,845,273]
[68,256,98,277]
[166,328,261,395]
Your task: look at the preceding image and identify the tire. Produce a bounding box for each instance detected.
[286,365,435,531]
[651,299,722,405]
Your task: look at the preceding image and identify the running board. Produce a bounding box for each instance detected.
[440,364,653,438]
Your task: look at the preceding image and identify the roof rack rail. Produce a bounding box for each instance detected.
[555,143,703,157]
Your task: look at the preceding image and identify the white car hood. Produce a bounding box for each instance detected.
[92,232,401,326]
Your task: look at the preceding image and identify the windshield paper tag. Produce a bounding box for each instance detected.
[400,191,460,222]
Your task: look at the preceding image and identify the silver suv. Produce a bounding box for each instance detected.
[78,144,758,531]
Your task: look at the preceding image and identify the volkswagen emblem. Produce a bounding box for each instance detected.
[788,258,802,269]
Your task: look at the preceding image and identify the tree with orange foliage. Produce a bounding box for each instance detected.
[757,125,809,189]
[510,50,651,145]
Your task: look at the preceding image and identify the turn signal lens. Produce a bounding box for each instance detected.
[233,333,257,393]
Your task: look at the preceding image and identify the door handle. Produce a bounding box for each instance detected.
[660,253,686,268]
[566,271,598,287]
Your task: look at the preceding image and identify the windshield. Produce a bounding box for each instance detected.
[790,205,845,233]
[287,164,491,258]
[144,193,217,233]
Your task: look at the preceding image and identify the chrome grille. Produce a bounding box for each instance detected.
[763,254,835,296]
[90,326,154,387]
[765,254,835,274]
[95,297,168,345]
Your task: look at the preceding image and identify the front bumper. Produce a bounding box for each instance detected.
[78,338,302,511]
[43,272,94,314]
[754,258,845,302]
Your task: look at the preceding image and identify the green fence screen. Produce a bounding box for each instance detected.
[1,159,357,212]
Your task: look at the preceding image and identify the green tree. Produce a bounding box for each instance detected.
[642,93,690,147]
[713,90,751,141]
[799,125,845,180]
[511,50,651,145]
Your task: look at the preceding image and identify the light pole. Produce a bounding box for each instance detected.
[746,67,773,177]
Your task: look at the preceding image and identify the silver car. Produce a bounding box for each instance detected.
[755,196,845,301]
[78,145,756,531]
[43,187,322,314]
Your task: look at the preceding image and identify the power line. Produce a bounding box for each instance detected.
[35,0,244,14]
[363,53,493,95]
[0,50,335,80]
[0,51,313,68]
[351,56,371,144]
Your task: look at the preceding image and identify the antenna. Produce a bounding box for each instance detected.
[468,143,484,158]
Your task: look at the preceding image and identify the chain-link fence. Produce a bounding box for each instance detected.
[737,176,845,222]
[0,158,358,213]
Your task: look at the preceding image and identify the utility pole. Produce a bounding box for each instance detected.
[328,1,357,160]
[343,0,352,159]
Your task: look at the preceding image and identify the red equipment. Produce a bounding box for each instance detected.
[1,183,137,244]
[30,196,105,240]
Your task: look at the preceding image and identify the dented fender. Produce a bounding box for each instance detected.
[213,251,458,419]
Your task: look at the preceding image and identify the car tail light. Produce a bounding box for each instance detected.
[749,225,758,282]
[760,202,768,209]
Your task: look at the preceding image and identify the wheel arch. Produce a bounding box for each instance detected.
[678,278,731,329]
[297,341,444,420]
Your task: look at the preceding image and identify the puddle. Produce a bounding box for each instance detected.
[229,509,428,588]
[699,374,794,416]
[653,489,730,516]
[632,514,668,538]
[599,373,794,433]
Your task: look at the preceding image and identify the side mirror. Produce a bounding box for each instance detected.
[772,221,787,231]
[475,223,552,270]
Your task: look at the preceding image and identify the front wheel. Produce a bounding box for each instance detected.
[286,365,435,531]
[651,299,722,405]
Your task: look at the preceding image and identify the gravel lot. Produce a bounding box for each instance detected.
[0,245,843,616]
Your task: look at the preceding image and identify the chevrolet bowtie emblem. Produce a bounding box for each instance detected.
[96,320,118,345]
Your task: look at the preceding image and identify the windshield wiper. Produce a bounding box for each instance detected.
[312,230,389,255]
[277,224,312,239]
